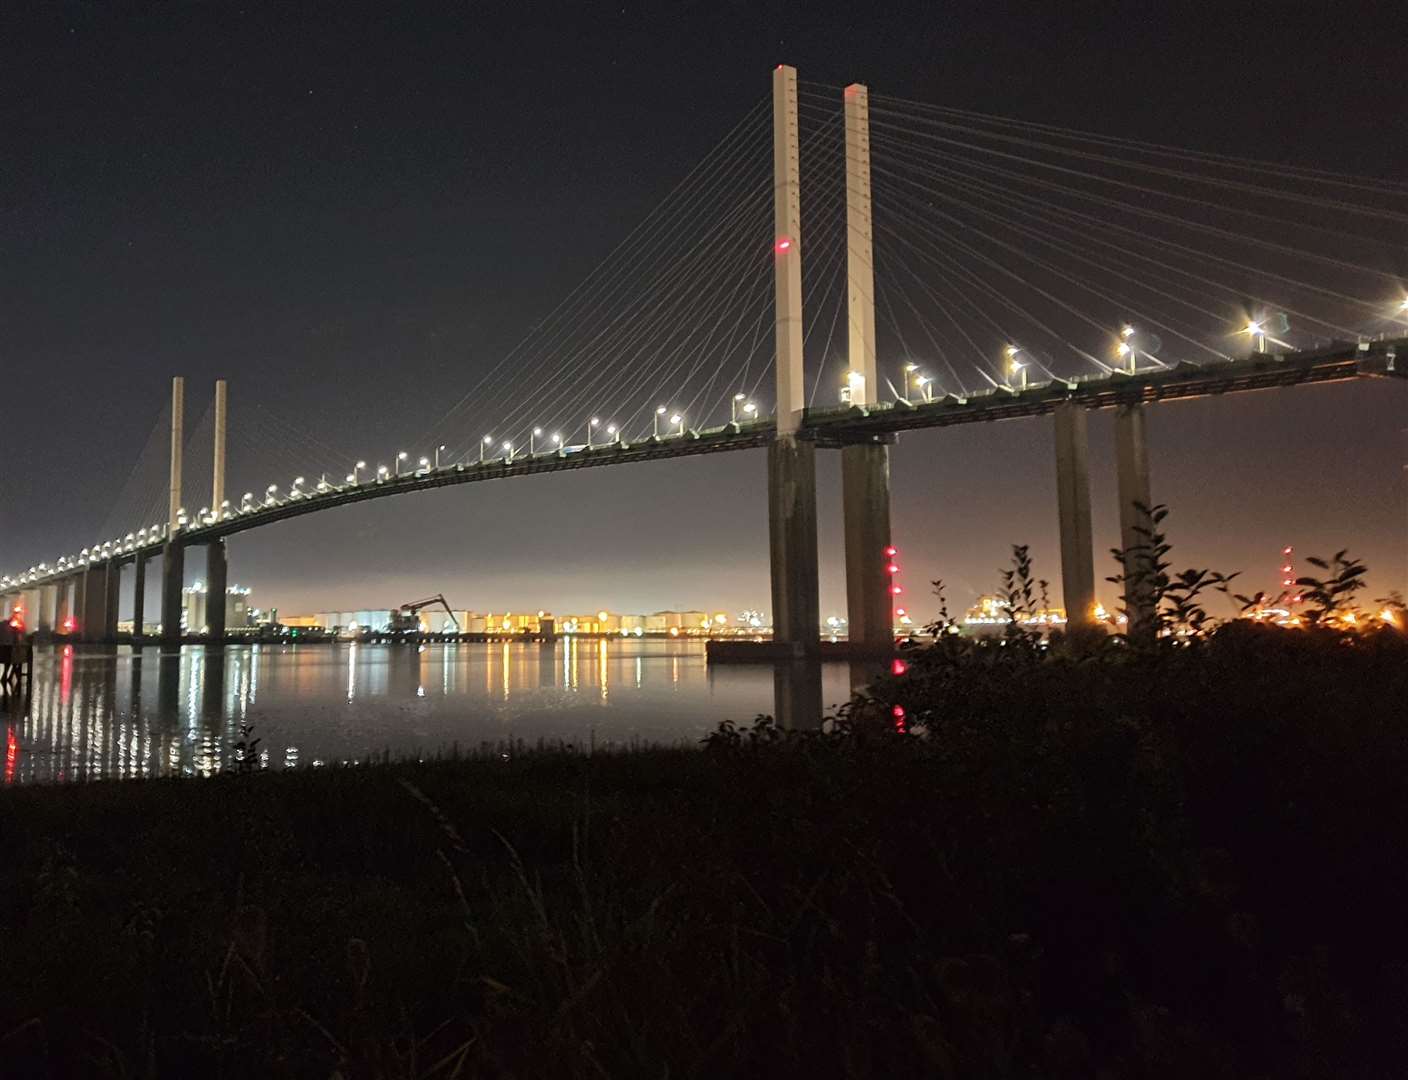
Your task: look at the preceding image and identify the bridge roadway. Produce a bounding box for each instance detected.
[2,336,1403,596]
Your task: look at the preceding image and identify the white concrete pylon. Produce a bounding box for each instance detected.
[844,83,876,406]
[773,64,804,436]
[212,379,227,514]
[168,376,184,533]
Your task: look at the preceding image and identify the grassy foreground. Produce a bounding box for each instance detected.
[3,622,1408,1078]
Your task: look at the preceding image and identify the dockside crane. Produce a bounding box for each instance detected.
[386,594,460,634]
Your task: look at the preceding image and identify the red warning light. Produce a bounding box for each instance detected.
[891,585,902,595]
[891,704,907,733]
[884,546,897,557]
[895,607,906,616]
[886,564,900,575]
[891,659,908,676]
[774,236,792,253]
[7,615,22,631]
[61,616,76,633]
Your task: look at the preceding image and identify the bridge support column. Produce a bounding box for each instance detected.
[19,588,41,630]
[80,564,111,643]
[131,553,148,636]
[769,438,820,659]
[161,541,185,643]
[1053,401,1096,633]
[54,578,71,633]
[1115,404,1156,634]
[205,541,227,640]
[103,560,121,640]
[38,584,58,632]
[70,573,86,636]
[842,442,892,654]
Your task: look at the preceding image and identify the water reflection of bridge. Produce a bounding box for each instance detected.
[3,642,818,785]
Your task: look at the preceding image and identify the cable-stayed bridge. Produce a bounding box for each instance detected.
[5,67,1406,716]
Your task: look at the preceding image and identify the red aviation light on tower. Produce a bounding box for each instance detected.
[884,546,897,557]
[774,235,793,254]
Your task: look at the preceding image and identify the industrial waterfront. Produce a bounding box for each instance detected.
[2,640,855,785]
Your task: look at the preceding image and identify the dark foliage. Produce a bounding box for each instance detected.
[2,548,1406,1075]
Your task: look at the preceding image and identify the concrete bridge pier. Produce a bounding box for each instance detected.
[841,441,893,655]
[41,583,60,632]
[161,542,185,643]
[131,552,149,636]
[205,540,228,639]
[768,437,822,727]
[17,588,39,630]
[79,563,112,643]
[103,560,120,639]
[1115,404,1156,634]
[1053,401,1097,635]
[70,573,86,636]
[768,438,820,657]
[54,578,72,632]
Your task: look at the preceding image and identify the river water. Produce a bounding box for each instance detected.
[2,641,856,785]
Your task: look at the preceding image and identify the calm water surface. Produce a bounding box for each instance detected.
[3,642,854,784]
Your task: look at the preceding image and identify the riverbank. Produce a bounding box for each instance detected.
[4,628,1406,1080]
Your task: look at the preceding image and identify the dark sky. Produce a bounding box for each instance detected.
[3,0,1405,619]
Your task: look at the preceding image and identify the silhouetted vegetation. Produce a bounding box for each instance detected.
[1,540,1405,1077]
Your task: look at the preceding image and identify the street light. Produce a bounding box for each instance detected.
[670,412,684,436]
[552,432,563,454]
[376,465,389,482]
[731,393,751,424]
[1243,319,1266,354]
[418,456,430,475]
[654,405,668,439]
[588,417,600,448]
[292,476,305,498]
[1005,345,1027,390]
[352,460,366,485]
[530,427,542,454]
[916,375,934,402]
[395,450,408,477]
[502,440,514,462]
[1118,323,1137,374]
[606,423,619,443]
[434,444,446,468]
[481,435,492,464]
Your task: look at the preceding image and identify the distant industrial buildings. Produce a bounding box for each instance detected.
[278,608,736,637]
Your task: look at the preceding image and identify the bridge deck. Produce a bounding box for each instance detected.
[4,337,1402,588]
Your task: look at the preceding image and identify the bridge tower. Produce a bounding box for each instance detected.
[767,63,821,724]
[206,378,229,640]
[839,82,894,659]
[161,376,186,643]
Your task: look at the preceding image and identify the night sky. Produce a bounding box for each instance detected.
[4,1,1405,620]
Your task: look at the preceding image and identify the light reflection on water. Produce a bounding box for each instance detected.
[2,642,855,785]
